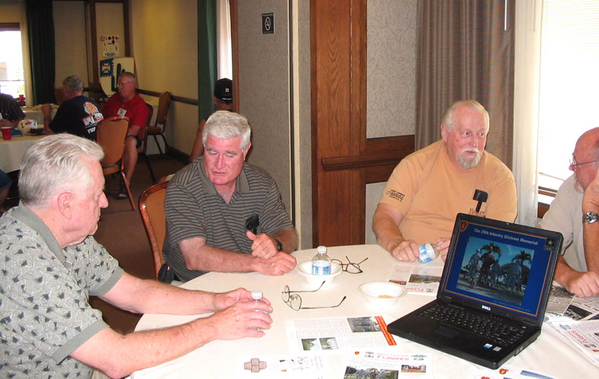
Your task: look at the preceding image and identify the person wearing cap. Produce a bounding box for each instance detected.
[189,78,234,162]
[102,72,150,198]
[164,111,298,282]
[44,75,104,140]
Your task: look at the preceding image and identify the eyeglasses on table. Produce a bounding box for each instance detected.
[331,256,368,274]
[282,281,347,311]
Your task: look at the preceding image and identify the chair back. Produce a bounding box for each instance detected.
[155,91,172,129]
[137,103,154,155]
[139,180,169,279]
[97,117,129,168]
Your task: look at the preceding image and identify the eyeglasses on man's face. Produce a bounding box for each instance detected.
[118,81,134,88]
[282,281,346,311]
[569,155,599,170]
[331,256,368,274]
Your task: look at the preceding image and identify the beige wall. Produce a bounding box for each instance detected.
[0,0,20,21]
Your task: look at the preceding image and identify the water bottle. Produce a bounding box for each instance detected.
[251,290,269,315]
[311,245,332,275]
[417,243,439,263]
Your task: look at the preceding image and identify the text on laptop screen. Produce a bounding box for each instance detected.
[442,218,558,321]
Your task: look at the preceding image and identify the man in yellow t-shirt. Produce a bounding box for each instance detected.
[373,100,517,262]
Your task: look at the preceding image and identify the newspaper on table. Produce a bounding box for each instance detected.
[343,350,432,378]
[285,316,396,353]
[545,285,599,366]
[389,265,442,295]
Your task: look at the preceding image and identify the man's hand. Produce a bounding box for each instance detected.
[560,270,599,298]
[388,237,420,261]
[246,231,279,259]
[207,301,273,340]
[435,238,451,261]
[212,288,272,312]
[252,252,296,275]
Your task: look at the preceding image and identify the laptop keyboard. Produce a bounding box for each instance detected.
[418,303,527,347]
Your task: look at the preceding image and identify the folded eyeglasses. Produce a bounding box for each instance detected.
[282,281,346,311]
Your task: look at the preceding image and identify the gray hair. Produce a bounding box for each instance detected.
[19,134,104,208]
[62,75,83,93]
[119,71,137,86]
[202,111,251,150]
[441,100,489,131]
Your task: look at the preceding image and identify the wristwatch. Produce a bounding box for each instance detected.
[275,238,283,252]
[583,211,599,224]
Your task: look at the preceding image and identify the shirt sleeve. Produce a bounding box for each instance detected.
[485,166,518,222]
[129,98,150,128]
[164,181,208,247]
[259,178,294,235]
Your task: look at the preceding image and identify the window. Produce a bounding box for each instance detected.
[0,24,25,99]
[537,1,599,197]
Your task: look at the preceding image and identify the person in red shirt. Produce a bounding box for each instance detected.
[102,72,150,198]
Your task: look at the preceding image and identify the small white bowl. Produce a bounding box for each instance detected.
[359,281,406,307]
[297,261,342,287]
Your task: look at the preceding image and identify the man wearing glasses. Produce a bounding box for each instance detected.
[102,72,150,198]
[540,127,599,297]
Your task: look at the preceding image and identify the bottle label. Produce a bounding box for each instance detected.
[418,243,436,263]
[312,260,331,275]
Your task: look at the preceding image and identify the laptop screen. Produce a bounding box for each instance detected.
[440,214,562,323]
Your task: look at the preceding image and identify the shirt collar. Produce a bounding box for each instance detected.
[11,202,68,264]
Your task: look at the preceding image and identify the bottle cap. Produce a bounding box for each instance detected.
[317,245,327,254]
[251,290,263,300]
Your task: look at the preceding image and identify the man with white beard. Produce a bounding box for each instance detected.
[373,100,517,262]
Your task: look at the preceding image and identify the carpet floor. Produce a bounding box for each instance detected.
[91,154,185,334]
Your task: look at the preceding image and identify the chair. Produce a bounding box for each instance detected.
[96,117,136,210]
[138,180,169,279]
[138,103,157,183]
[146,92,172,154]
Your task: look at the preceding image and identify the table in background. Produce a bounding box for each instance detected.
[22,104,58,126]
[0,135,45,172]
[131,245,597,378]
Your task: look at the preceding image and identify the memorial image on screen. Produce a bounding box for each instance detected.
[455,237,533,306]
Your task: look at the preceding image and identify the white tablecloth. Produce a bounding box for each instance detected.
[0,135,45,172]
[130,245,599,378]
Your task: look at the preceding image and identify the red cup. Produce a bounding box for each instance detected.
[1,127,12,140]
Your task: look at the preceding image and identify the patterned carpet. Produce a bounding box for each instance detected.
[91,155,185,333]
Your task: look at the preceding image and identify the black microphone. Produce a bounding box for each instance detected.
[473,190,488,213]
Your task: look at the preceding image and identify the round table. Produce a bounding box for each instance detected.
[130,245,598,378]
[0,135,45,172]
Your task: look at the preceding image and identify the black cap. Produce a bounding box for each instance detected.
[214,78,232,102]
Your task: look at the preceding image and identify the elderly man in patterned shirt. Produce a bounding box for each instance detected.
[0,134,273,378]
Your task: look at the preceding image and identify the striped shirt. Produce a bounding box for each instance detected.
[164,158,294,281]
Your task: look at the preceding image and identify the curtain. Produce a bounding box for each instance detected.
[216,0,232,80]
[415,0,515,168]
[513,1,543,226]
[198,0,218,122]
[25,0,55,105]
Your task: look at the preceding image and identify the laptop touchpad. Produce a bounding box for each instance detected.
[434,325,460,339]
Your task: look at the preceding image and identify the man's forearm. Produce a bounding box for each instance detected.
[272,227,298,253]
[183,243,258,273]
[583,216,599,274]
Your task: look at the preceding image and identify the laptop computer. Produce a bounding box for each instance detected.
[387,213,563,369]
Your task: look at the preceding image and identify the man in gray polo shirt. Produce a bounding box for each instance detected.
[0,134,273,378]
[164,111,298,282]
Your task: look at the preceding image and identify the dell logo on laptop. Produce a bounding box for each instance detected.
[481,305,491,311]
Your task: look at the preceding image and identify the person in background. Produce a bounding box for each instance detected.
[373,99,517,262]
[189,78,234,162]
[0,169,11,214]
[0,92,25,134]
[101,72,150,198]
[0,134,272,378]
[540,127,599,297]
[164,111,297,282]
[43,75,104,140]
